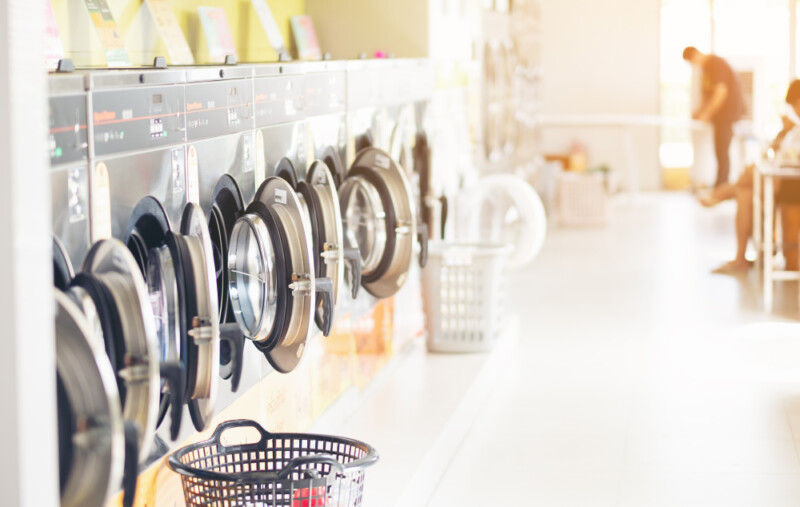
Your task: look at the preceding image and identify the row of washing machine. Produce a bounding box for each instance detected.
[49,58,433,507]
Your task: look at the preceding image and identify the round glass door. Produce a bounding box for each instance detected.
[227,214,278,340]
[146,245,180,370]
[340,176,387,276]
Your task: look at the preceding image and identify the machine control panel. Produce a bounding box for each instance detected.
[92,85,186,156]
[49,95,88,166]
[185,79,254,140]
[305,71,346,117]
[254,74,305,128]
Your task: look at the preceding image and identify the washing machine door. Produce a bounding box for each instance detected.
[179,203,221,431]
[307,159,360,302]
[340,147,424,298]
[55,289,124,507]
[208,175,245,325]
[207,175,246,387]
[228,176,323,373]
[125,197,220,433]
[73,239,160,462]
[278,157,358,302]
[276,159,340,336]
[53,237,75,293]
[319,145,345,189]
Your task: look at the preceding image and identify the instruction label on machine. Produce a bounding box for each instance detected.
[83,0,131,67]
[91,162,112,241]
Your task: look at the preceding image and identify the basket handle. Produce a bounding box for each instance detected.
[277,454,346,480]
[212,419,271,448]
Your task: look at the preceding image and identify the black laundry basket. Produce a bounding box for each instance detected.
[168,419,379,507]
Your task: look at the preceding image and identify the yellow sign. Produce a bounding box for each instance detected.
[145,0,194,65]
[84,0,131,67]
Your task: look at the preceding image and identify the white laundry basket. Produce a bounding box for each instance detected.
[557,171,609,226]
[422,242,512,352]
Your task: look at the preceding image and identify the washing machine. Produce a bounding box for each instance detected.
[304,60,348,187]
[89,68,221,438]
[184,64,256,398]
[382,59,439,239]
[49,72,91,268]
[406,60,446,240]
[226,174,326,373]
[274,157,361,331]
[53,287,126,507]
[303,60,362,311]
[186,65,257,208]
[338,146,427,300]
[345,58,392,167]
[252,62,307,181]
[124,196,220,433]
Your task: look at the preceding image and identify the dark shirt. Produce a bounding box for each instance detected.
[701,55,745,125]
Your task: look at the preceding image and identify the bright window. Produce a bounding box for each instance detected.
[660,0,711,169]
[660,0,792,173]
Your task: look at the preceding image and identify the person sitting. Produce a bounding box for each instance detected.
[706,80,800,274]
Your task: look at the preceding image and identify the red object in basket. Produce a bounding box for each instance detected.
[292,486,328,507]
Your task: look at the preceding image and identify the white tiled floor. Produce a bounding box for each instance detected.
[428,193,800,506]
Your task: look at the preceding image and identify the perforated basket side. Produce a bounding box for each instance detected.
[557,172,609,227]
[169,423,378,507]
[422,243,509,352]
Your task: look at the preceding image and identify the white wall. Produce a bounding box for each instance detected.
[0,1,58,506]
[540,0,662,190]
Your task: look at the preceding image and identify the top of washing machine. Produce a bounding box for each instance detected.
[87,67,187,89]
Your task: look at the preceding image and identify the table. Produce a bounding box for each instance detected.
[540,114,709,195]
[753,161,800,312]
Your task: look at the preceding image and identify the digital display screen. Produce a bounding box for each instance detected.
[152,94,163,104]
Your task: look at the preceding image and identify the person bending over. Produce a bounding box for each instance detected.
[683,46,745,192]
